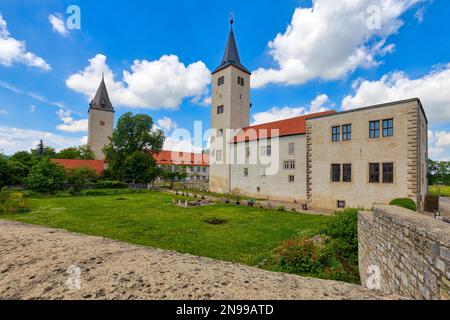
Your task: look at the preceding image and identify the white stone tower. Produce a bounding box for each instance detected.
[88,75,115,160]
[209,18,251,193]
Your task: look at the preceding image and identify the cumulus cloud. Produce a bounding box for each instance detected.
[429,130,450,161]
[251,94,331,125]
[157,117,178,133]
[342,63,450,123]
[56,109,88,133]
[0,14,51,70]
[0,126,86,155]
[66,54,211,110]
[252,0,424,88]
[48,14,68,36]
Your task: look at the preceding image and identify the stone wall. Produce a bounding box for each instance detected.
[359,205,450,300]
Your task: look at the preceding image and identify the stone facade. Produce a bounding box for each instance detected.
[359,205,450,300]
[88,108,114,160]
[306,99,428,211]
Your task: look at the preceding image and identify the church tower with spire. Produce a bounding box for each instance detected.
[209,17,251,193]
[88,75,115,160]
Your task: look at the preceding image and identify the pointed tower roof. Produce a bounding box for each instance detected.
[89,74,114,113]
[212,17,250,75]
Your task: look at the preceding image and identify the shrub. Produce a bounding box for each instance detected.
[0,189,30,214]
[27,159,65,194]
[277,206,285,211]
[390,198,417,211]
[95,180,127,189]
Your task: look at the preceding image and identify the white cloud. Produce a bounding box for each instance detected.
[66,54,211,110]
[30,105,36,112]
[252,94,331,125]
[342,63,450,123]
[429,130,450,161]
[157,117,178,133]
[414,7,427,23]
[0,109,7,115]
[163,136,203,153]
[252,0,424,88]
[49,14,68,36]
[0,126,85,155]
[0,14,51,70]
[56,109,88,133]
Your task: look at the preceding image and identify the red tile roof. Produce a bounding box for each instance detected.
[153,151,209,167]
[51,159,105,174]
[232,111,337,143]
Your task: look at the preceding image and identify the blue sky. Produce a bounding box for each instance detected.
[0,0,449,159]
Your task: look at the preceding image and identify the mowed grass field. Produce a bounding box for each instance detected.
[3,191,330,270]
[429,185,450,197]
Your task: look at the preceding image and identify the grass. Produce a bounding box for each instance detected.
[2,191,330,274]
[429,185,450,197]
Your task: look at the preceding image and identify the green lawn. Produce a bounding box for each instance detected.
[2,191,330,271]
[429,185,450,197]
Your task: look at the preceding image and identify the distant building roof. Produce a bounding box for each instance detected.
[232,110,337,143]
[89,75,114,113]
[153,151,209,167]
[212,19,250,75]
[51,159,105,174]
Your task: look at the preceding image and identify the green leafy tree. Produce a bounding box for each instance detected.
[103,113,164,182]
[429,159,450,185]
[31,142,56,158]
[10,151,37,169]
[56,145,95,160]
[0,157,11,187]
[27,158,65,194]
[6,161,28,185]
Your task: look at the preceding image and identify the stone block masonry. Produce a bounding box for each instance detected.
[359,205,450,300]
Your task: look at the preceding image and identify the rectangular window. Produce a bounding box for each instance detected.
[246,146,250,158]
[288,143,295,155]
[217,105,224,114]
[216,150,223,162]
[383,119,394,137]
[99,120,106,126]
[332,126,340,142]
[218,76,224,86]
[331,164,341,182]
[369,163,380,183]
[369,120,380,138]
[244,168,249,176]
[283,160,296,170]
[337,201,346,209]
[260,145,272,156]
[289,175,295,183]
[343,164,352,182]
[238,76,245,86]
[260,167,267,177]
[202,167,207,173]
[342,124,352,141]
[382,163,394,183]
[197,167,201,172]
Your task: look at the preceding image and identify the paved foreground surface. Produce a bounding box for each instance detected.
[0,220,398,300]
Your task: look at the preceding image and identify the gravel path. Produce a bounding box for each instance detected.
[0,220,398,300]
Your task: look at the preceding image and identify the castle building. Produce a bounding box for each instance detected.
[88,75,115,160]
[209,19,428,211]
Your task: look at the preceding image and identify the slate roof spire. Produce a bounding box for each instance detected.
[212,17,250,75]
[89,73,114,113]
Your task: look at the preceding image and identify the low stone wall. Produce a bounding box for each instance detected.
[359,205,450,300]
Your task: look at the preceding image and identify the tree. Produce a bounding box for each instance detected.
[27,158,65,194]
[429,159,450,185]
[103,113,165,182]
[56,145,95,160]
[31,141,56,158]
[6,161,27,185]
[0,157,11,188]
[65,167,98,192]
